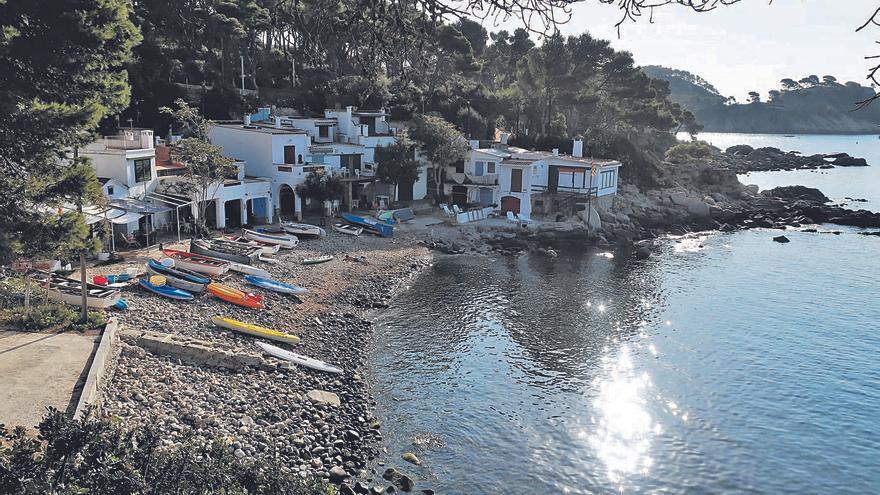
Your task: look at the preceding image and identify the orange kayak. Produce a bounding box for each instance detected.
[207,282,263,309]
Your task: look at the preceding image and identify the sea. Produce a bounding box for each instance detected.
[366,134,880,494]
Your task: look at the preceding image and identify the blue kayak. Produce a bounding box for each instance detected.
[244,275,308,295]
[340,213,393,237]
[139,278,194,301]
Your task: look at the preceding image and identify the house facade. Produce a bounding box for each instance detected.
[444,136,622,219]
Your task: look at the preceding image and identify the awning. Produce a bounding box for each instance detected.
[144,191,192,208]
[109,198,171,214]
[109,211,143,225]
[84,208,126,225]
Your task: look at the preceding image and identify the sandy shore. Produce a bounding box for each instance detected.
[92,226,433,487]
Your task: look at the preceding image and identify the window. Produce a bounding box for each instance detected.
[601,170,616,189]
[341,154,362,170]
[487,161,496,174]
[510,168,523,193]
[454,160,464,173]
[318,125,329,138]
[474,161,485,176]
[277,165,292,172]
[298,154,303,164]
[134,159,151,183]
[107,186,114,195]
[284,145,296,164]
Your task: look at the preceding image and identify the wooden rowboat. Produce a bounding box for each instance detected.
[162,249,230,276]
[224,235,281,255]
[32,271,121,309]
[333,222,362,236]
[243,229,298,249]
[191,238,262,265]
[279,222,326,238]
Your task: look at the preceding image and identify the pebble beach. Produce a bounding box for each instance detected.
[91,228,432,488]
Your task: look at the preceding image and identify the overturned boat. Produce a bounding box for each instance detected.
[190,238,262,265]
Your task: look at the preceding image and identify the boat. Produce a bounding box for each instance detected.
[302,255,334,265]
[206,282,263,309]
[211,316,300,344]
[256,341,342,374]
[340,213,393,237]
[244,275,308,295]
[243,228,299,249]
[279,222,326,238]
[138,278,194,301]
[223,235,280,255]
[162,249,230,276]
[32,271,121,309]
[146,259,209,293]
[333,222,362,236]
[190,238,262,265]
[228,262,271,278]
[378,207,415,224]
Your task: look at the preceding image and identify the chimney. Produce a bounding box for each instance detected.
[573,137,584,158]
[552,148,559,156]
[500,132,509,145]
[469,139,480,150]
[274,116,282,129]
[244,115,251,126]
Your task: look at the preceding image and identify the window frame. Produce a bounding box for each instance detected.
[133,158,152,183]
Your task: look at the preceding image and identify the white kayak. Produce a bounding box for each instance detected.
[256,342,343,374]
[229,262,271,278]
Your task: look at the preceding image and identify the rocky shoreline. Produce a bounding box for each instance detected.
[722,145,868,172]
[92,231,433,494]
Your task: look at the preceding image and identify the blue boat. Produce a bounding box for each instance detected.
[340,213,394,237]
[244,275,308,295]
[139,278,194,301]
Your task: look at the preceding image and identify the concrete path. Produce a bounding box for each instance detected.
[0,330,99,430]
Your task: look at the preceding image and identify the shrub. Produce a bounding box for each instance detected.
[0,408,329,495]
[6,304,107,332]
[665,140,716,164]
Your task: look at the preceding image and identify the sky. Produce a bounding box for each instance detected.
[487,0,877,100]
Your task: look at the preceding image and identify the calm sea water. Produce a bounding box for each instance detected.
[367,135,880,494]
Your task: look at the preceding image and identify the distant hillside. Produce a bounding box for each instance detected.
[643,66,880,134]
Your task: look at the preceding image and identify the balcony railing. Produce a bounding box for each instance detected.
[464,173,498,186]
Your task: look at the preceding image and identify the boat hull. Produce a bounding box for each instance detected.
[207,283,263,309]
[333,223,362,236]
[146,263,207,293]
[244,275,307,295]
[302,255,333,265]
[48,289,120,309]
[191,239,260,265]
[34,271,121,309]
[139,278,194,300]
[244,229,298,248]
[162,249,230,276]
[211,316,300,344]
[280,222,326,238]
[257,342,342,374]
[340,213,393,237]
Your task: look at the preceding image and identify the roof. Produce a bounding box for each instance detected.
[500,158,536,166]
[215,124,308,135]
[473,148,510,159]
[109,197,171,214]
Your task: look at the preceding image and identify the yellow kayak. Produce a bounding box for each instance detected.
[211,316,300,344]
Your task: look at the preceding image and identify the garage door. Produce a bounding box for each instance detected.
[500,195,520,214]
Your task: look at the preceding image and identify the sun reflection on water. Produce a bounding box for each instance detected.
[588,345,657,491]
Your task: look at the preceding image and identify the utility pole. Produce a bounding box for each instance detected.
[240,55,245,96]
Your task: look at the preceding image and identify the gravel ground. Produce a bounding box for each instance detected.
[93,228,432,487]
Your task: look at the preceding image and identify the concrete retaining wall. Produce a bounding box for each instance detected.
[73,317,119,419]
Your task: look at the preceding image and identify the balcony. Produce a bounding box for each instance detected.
[464,173,498,186]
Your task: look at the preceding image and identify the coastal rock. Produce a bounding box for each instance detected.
[307,390,341,407]
[402,452,421,465]
[772,235,791,243]
[686,201,711,217]
[831,155,868,167]
[763,186,829,203]
[382,467,415,492]
[726,144,754,156]
[329,465,350,483]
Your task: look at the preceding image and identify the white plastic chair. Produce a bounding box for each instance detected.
[506,211,519,224]
[516,213,535,226]
[440,204,453,217]
[453,204,462,215]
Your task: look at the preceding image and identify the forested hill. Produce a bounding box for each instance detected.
[643,66,880,134]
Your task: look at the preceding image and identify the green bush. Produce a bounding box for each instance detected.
[665,140,716,164]
[0,408,329,494]
[7,304,107,332]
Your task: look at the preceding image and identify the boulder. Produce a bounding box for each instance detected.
[686,201,711,217]
[772,235,790,243]
[402,452,422,465]
[831,155,868,167]
[307,390,341,407]
[763,185,830,203]
[329,466,350,484]
[726,144,754,156]
[382,468,415,492]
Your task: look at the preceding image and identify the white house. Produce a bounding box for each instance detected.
[442,135,622,219]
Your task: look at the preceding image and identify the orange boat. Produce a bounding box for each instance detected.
[206,282,263,309]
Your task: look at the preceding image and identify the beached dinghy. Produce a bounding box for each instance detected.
[33,271,121,309]
[340,213,393,237]
[162,249,230,277]
[256,341,342,374]
[139,277,194,301]
[206,282,263,309]
[243,229,298,249]
[191,238,262,265]
[227,262,271,278]
[211,316,300,344]
[333,222,362,236]
[302,255,334,265]
[223,235,280,255]
[279,222,326,238]
[244,275,308,295]
[378,207,415,224]
[146,259,208,293]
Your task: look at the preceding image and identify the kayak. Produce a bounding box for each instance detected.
[162,249,230,276]
[279,222,326,238]
[244,275,308,295]
[302,255,333,265]
[340,213,393,237]
[211,316,300,344]
[146,260,208,293]
[333,223,362,236]
[228,262,271,278]
[243,229,298,249]
[256,341,342,374]
[138,278,194,301]
[206,282,263,309]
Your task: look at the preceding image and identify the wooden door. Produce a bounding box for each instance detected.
[500,196,521,214]
[283,145,296,164]
[510,168,523,193]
